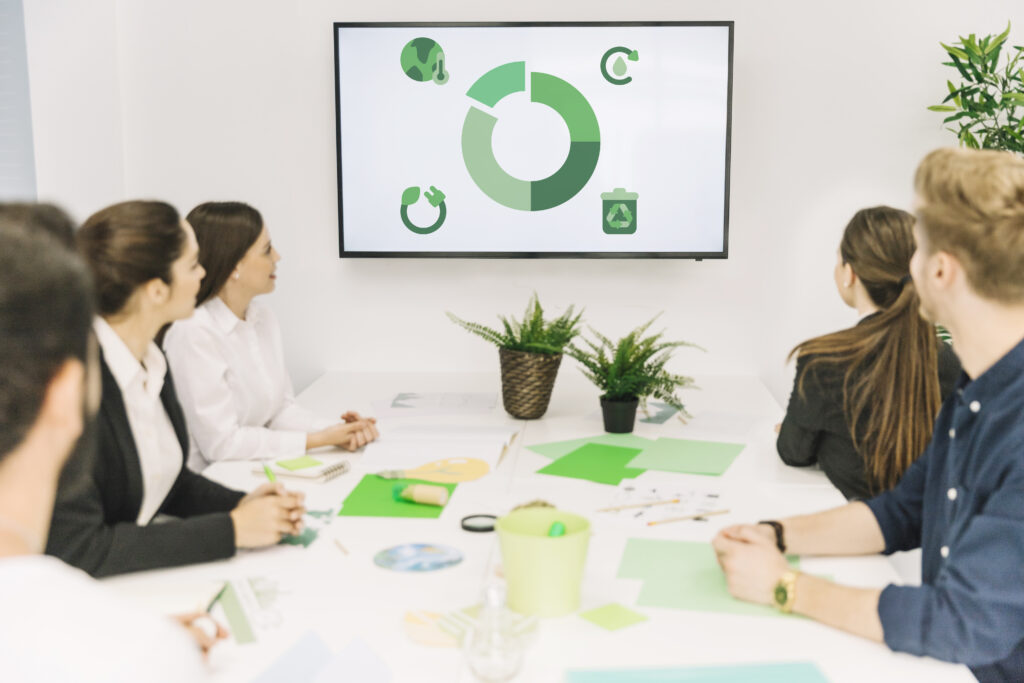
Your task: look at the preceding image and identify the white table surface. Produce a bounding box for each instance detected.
[101,370,971,683]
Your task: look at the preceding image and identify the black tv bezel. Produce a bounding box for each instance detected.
[334,21,734,260]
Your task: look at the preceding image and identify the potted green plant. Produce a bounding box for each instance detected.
[928,22,1024,153]
[448,294,583,419]
[567,317,701,433]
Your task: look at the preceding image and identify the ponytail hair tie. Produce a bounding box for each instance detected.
[897,274,912,291]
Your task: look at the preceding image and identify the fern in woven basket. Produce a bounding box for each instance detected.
[567,316,702,415]
[447,294,583,355]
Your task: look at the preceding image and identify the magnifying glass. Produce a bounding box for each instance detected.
[461,514,497,533]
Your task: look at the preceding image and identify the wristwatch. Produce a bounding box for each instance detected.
[758,520,786,552]
[773,570,800,613]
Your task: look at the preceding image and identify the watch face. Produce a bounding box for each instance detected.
[774,583,789,607]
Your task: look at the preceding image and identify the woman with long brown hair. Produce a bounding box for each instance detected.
[776,206,961,500]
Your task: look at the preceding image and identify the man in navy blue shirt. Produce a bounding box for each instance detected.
[713,147,1024,682]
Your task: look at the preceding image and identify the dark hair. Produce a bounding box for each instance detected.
[791,206,943,493]
[0,202,76,247]
[76,201,186,316]
[0,227,94,460]
[186,202,264,306]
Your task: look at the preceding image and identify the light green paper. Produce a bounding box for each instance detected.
[219,582,256,644]
[579,603,648,631]
[337,475,456,518]
[536,443,645,485]
[566,661,829,682]
[627,437,745,476]
[618,538,798,618]
[527,433,655,460]
[276,455,323,471]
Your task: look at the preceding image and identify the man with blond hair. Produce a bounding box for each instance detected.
[714,147,1024,682]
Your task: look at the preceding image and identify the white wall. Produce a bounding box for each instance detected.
[24,0,1022,404]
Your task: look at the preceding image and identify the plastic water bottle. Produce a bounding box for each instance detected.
[463,580,524,682]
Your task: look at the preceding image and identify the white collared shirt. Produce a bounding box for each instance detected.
[164,297,331,471]
[94,317,182,525]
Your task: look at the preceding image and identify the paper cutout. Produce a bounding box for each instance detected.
[579,603,648,631]
[627,438,745,476]
[338,475,455,518]
[536,443,645,485]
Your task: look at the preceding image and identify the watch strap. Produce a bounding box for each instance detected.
[758,520,786,553]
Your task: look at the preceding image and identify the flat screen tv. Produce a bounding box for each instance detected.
[334,22,733,258]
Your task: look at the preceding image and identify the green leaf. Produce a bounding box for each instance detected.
[986,22,1012,54]
[928,105,958,112]
[942,42,971,61]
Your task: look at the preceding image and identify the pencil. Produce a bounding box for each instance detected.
[597,498,681,512]
[334,538,349,555]
[646,508,729,526]
[262,463,277,483]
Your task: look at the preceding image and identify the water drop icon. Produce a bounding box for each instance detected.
[612,56,628,77]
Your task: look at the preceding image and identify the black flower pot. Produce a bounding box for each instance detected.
[600,396,639,433]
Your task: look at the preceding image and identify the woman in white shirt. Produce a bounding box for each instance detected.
[47,200,306,577]
[164,202,378,470]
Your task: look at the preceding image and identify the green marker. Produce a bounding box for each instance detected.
[262,463,277,483]
[547,521,566,537]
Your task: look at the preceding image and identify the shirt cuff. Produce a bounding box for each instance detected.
[863,494,900,555]
[878,584,926,656]
[266,430,308,460]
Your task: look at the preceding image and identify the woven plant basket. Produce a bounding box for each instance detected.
[498,348,563,419]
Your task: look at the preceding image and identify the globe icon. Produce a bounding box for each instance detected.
[400,38,449,85]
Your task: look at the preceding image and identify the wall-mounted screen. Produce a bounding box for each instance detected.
[335,22,733,258]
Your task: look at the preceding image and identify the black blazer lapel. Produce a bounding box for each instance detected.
[98,350,145,518]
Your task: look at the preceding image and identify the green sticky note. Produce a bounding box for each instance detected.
[627,437,745,476]
[536,443,645,485]
[276,455,322,471]
[337,475,456,518]
[566,661,829,682]
[527,434,655,460]
[617,538,799,618]
[579,603,648,631]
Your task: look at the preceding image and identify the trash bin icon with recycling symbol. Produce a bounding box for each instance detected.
[601,188,638,235]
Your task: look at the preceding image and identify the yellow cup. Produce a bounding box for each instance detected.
[496,508,590,617]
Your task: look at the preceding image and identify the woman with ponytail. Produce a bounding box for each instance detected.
[777,206,961,500]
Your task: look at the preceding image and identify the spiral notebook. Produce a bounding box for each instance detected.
[253,457,351,483]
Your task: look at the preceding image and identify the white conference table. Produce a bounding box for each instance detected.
[102,370,972,683]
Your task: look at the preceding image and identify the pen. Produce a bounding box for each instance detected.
[206,583,228,612]
[262,463,277,483]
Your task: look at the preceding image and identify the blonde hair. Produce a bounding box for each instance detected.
[914,147,1024,302]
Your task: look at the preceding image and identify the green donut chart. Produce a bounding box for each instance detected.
[462,61,600,212]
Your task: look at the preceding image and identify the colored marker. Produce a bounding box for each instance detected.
[547,521,566,537]
[262,463,277,482]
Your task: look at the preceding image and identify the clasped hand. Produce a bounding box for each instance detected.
[230,482,306,548]
[711,524,790,606]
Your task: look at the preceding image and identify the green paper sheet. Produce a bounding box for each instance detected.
[219,582,255,644]
[579,603,648,631]
[627,437,745,476]
[337,475,456,518]
[276,455,322,471]
[527,434,656,460]
[536,443,645,485]
[618,538,798,618]
[566,661,829,682]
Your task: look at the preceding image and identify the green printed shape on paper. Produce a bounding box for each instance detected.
[527,433,656,460]
[280,526,318,548]
[566,661,829,683]
[337,475,456,519]
[276,455,322,471]
[617,538,798,618]
[579,603,648,631]
[219,582,256,644]
[536,443,645,486]
[627,437,745,476]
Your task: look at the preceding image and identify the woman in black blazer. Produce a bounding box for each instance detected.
[777,207,961,500]
[46,201,306,577]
